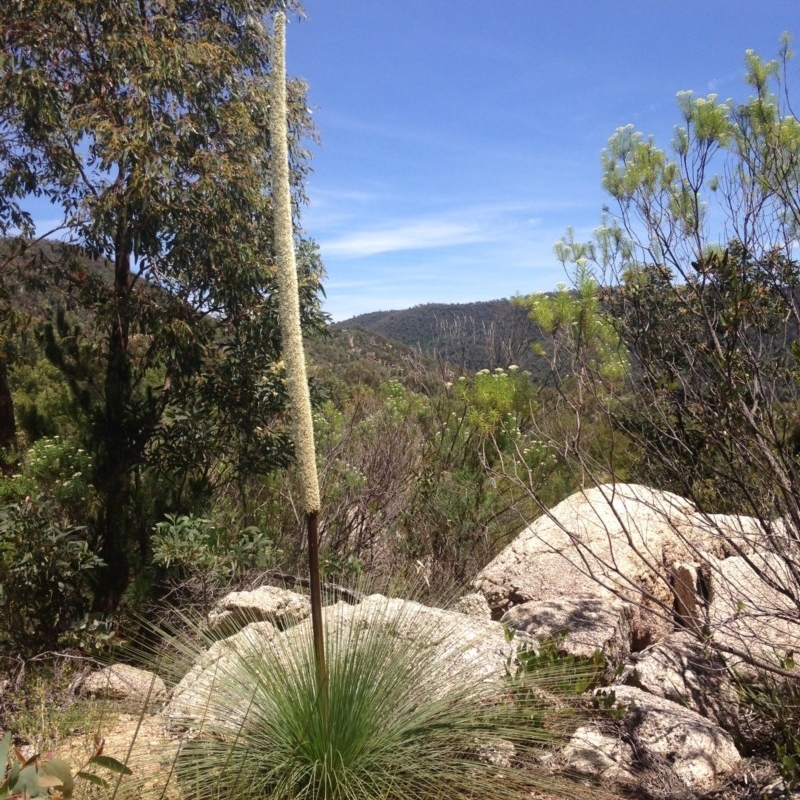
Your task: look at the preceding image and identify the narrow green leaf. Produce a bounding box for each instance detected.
[75,772,108,787]
[0,733,10,773]
[88,755,132,775]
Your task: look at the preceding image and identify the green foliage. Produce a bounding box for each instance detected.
[263,356,568,594]
[734,670,800,788]
[160,596,594,800]
[521,231,629,383]
[0,730,131,800]
[0,435,94,512]
[604,242,800,514]
[2,659,114,757]
[24,437,93,510]
[398,369,548,588]
[151,513,277,587]
[592,689,630,721]
[0,0,324,609]
[0,495,103,655]
[511,638,607,697]
[9,359,83,444]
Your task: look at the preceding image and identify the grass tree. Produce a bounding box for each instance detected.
[269,10,327,712]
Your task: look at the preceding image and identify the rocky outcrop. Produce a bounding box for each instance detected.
[156,484,800,799]
[166,594,521,727]
[207,586,311,634]
[472,483,800,795]
[167,620,277,722]
[567,686,742,793]
[475,484,800,672]
[475,484,726,647]
[81,664,166,709]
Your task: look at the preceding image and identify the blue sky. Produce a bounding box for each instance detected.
[286,1,798,321]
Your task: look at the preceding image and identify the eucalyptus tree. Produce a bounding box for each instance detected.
[0,0,324,608]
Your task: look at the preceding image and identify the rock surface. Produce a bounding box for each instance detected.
[153,485,800,798]
[705,549,800,673]
[500,595,631,677]
[475,484,725,647]
[207,586,311,633]
[627,631,739,730]
[451,592,492,620]
[81,664,166,708]
[167,620,277,722]
[561,725,635,784]
[569,685,743,793]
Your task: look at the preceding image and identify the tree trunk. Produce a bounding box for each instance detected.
[93,231,134,611]
[0,356,16,454]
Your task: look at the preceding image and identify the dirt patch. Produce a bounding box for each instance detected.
[60,712,181,799]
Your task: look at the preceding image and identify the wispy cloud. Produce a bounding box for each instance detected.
[315,198,573,261]
[322,219,488,258]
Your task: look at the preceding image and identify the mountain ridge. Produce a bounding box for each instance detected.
[333,298,546,373]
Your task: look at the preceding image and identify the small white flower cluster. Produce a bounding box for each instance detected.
[24,436,93,506]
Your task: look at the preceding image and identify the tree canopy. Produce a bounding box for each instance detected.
[0,0,326,608]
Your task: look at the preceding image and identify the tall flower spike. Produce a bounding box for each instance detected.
[270,9,326,720]
[270,11,321,516]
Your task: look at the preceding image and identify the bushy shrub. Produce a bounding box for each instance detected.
[0,436,94,512]
[151,513,278,606]
[0,495,103,655]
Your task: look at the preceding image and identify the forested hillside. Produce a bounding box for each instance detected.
[335,298,548,374]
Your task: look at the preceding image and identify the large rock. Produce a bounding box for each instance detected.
[81,664,166,709]
[571,686,742,793]
[475,484,729,648]
[207,586,311,633]
[451,592,492,620]
[617,685,741,790]
[167,620,278,722]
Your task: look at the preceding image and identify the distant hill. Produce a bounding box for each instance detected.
[334,299,547,374]
[0,238,116,321]
[306,325,453,399]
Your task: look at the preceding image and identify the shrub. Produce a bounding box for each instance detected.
[0,496,103,655]
[0,729,131,799]
[0,437,93,511]
[151,513,278,606]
